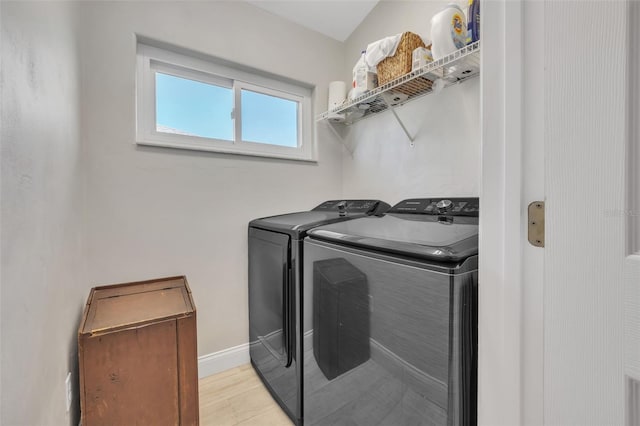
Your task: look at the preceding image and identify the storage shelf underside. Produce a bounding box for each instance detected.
[317,41,480,126]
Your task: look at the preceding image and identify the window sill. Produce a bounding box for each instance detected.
[135,138,318,163]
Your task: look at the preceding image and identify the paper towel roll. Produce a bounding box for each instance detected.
[328,81,347,110]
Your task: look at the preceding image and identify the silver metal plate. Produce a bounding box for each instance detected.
[528,201,545,247]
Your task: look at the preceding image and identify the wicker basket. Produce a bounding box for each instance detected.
[377,32,426,86]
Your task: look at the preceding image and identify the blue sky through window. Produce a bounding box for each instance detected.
[241,90,298,148]
[156,72,233,140]
[156,73,299,148]
[156,72,298,148]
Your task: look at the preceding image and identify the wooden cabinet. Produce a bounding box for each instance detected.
[78,276,199,426]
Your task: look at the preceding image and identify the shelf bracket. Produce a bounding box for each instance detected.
[321,119,354,155]
[382,96,415,147]
[389,107,415,147]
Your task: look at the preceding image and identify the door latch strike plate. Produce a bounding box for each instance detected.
[528,201,545,247]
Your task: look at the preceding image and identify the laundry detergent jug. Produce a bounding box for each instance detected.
[430,4,467,60]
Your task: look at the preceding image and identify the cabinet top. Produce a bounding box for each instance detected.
[79,276,196,336]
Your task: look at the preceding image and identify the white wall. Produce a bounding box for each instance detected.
[1,2,85,425]
[78,1,345,357]
[341,0,480,204]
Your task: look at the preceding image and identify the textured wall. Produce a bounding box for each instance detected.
[1,2,85,424]
[340,0,480,204]
[78,1,345,356]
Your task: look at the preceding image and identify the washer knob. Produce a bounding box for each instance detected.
[337,201,347,217]
[436,199,453,213]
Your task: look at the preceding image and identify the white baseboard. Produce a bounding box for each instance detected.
[198,343,250,379]
[198,332,313,379]
[304,329,313,349]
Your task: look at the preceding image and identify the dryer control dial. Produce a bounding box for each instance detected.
[436,199,453,213]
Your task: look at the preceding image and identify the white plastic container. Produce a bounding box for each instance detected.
[351,51,377,100]
[430,4,467,60]
[412,46,434,71]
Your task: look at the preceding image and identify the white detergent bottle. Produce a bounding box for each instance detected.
[430,4,467,60]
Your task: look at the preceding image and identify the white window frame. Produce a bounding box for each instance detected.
[136,43,315,162]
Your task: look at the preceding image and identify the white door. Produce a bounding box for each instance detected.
[543,1,631,424]
[624,3,640,426]
[479,1,639,425]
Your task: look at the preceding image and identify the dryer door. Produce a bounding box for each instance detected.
[248,227,297,419]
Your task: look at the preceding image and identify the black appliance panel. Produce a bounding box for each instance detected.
[302,239,477,426]
[307,215,478,263]
[389,198,479,216]
[313,199,388,215]
[312,258,370,381]
[248,228,297,419]
[249,200,390,239]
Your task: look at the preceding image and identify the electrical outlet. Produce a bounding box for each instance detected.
[65,372,72,412]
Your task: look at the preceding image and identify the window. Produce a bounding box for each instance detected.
[136,42,315,161]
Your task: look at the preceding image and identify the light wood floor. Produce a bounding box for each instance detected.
[199,364,294,426]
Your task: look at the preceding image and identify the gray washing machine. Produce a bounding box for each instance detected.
[302,198,478,426]
[248,200,390,425]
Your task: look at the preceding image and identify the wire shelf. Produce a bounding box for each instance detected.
[316,41,480,125]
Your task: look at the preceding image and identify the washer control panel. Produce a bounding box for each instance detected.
[312,200,390,215]
[389,198,479,216]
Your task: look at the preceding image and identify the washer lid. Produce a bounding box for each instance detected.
[307,214,478,262]
[249,199,390,238]
[250,211,346,236]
